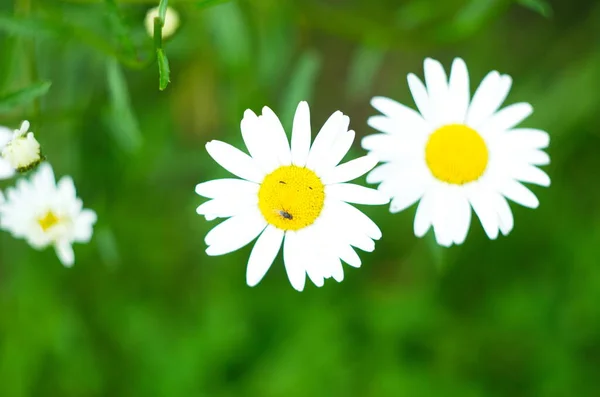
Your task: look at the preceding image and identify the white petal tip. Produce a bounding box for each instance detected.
[243,109,257,118]
[246,277,260,288]
[205,246,220,256]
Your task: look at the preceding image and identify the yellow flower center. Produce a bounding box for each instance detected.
[38,211,60,232]
[425,124,488,185]
[258,165,325,231]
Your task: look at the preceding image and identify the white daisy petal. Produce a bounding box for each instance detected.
[498,179,539,209]
[370,96,428,133]
[467,186,499,240]
[34,162,56,190]
[523,150,550,166]
[205,210,266,255]
[431,187,454,247]
[246,225,284,287]
[366,163,394,184]
[367,116,401,136]
[283,231,307,291]
[493,193,514,236]
[337,243,361,268]
[74,209,97,243]
[195,178,258,199]
[326,183,389,205]
[196,197,256,219]
[325,130,355,170]
[388,173,427,213]
[305,262,325,287]
[0,126,13,147]
[241,109,278,172]
[480,102,533,132]
[361,132,399,158]
[0,159,15,179]
[306,111,345,171]
[347,232,375,252]
[447,57,470,122]
[205,140,265,183]
[55,241,75,267]
[321,155,379,185]
[512,165,551,187]
[413,189,435,238]
[329,256,344,282]
[466,71,502,127]
[506,128,549,149]
[407,73,431,121]
[424,57,450,125]
[330,200,382,240]
[261,106,292,166]
[448,188,471,245]
[291,101,311,166]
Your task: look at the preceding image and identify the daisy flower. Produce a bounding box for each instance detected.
[362,57,550,247]
[0,163,97,266]
[195,101,389,291]
[0,120,42,178]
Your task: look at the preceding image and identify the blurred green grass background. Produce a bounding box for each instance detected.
[1,0,600,396]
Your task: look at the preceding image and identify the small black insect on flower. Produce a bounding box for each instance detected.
[278,210,293,220]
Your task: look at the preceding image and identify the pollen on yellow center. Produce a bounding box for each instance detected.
[38,211,60,232]
[425,124,489,185]
[258,165,325,231]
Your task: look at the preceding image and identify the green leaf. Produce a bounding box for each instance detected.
[0,36,18,93]
[0,81,52,112]
[204,2,251,70]
[104,0,139,61]
[153,16,163,49]
[0,12,148,69]
[280,50,321,131]
[105,59,142,152]
[346,46,385,100]
[158,0,169,22]
[157,49,171,91]
[518,0,553,18]
[196,0,232,9]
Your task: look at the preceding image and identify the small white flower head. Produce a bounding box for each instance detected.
[362,57,550,247]
[145,6,180,39]
[195,101,389,291]
[0,163,97,267]
[0,120,43,178]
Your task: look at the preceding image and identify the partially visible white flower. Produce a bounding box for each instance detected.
[0,120,42,178]
[0,163,97,267]
[145,6,180,39]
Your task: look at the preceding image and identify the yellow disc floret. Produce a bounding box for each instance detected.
[425,124,488,185]
[38,211,60,232]
[258,166,325,231]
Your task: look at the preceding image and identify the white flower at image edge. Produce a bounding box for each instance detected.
[0,163,97,266]
[0,120,42,178]
[195,101,389,291]
[362,57,550,247]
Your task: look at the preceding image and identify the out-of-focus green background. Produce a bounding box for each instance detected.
[0,0,599,396]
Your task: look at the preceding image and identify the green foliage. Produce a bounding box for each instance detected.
[154,0,172,90]
[0,0,599,396]
[0,81,51,112]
